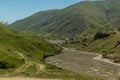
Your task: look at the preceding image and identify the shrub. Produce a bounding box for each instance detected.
[0,61,15,69]
[94,31,110,40]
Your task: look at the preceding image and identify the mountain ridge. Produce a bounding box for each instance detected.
[10,0,120,39]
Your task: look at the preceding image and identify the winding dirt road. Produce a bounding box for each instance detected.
[15,51,32,73]
[0,50,58,80]
[45,48,120,80]
[15,51,45,73]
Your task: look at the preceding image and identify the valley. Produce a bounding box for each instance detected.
[46,48,120,80]
[0,0,120,80]
[0,24,105,80]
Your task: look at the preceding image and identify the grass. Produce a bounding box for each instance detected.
[4,22,109,79]
[41,65,105,80]
[22,64,106,80]
[23,64,38,76]
[0,23,107,80]
[0,23,59,70]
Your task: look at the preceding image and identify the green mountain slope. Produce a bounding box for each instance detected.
[10,9,59,30]
[0,23,59,69]
[10,1,108,37]
[10,1,105,38]
[0,23,59,75]
[10,0,120,39]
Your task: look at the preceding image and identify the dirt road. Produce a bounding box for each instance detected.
[0,51,58,80]
[0,77,58,80]
[45,48,120,80]
[15,51,45,73]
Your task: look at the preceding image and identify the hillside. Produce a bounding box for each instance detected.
[0,23,59,72]
[65,29,120,63]
[10,10,59,31]
[0,23,106,80]
[10,0,120,39]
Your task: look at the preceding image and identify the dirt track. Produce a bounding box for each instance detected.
[0,77,58,80]
[45,48,120,80]
[15,51,45,73]
[0,51,58,80]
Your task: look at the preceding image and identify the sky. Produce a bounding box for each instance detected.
[0,0,85,23]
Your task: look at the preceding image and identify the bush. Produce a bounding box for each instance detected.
[0,61,15,69]
[94,31,110,40]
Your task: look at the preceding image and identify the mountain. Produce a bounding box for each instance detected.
[10,0,120,39]
[10,10,59,31]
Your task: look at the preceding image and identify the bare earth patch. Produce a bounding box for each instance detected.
[45,48,120,80]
